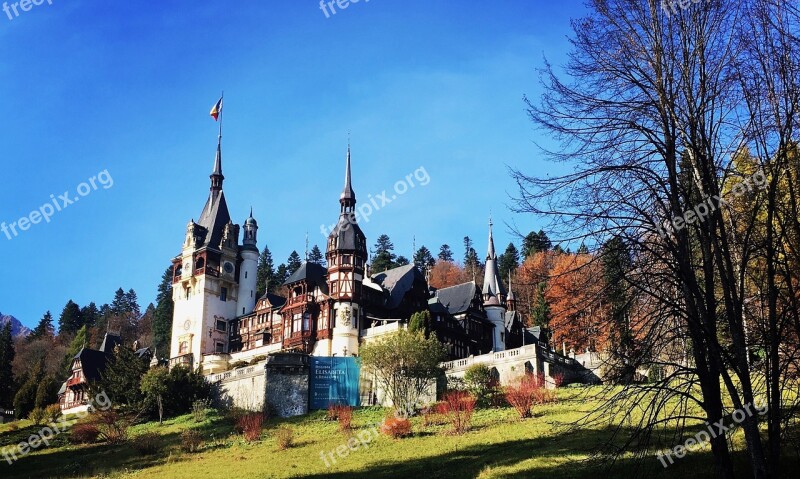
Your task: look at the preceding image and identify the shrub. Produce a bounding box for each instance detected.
[275,425,294,450]
[327,404,353,432]
[69,424,100,444]
[7,422,19,432]
[93,410,129,444]
[249,355,267,365]
[180,429,203,453]
[192,399,212,422]
[237,413,265,442]
[504,373,555,419]
[438,391,476,434]
[28,407,48,426]
[44,404,62,424]
[380,414,412,438]
[230,361,249,369]
[464,364,501,407]
[421,404,448,427]
[131,433,161,456]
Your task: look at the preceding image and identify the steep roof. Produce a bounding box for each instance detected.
[257,292,287,308]
[370,264,425,309]
[74,348,109,382]
[196,190,231,250]
[283,262,329,293]
[433,282,479,315]
[100,333,122,354]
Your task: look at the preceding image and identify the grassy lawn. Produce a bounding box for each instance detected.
[0,387,795,479]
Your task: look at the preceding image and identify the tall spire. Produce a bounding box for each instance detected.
[210,93,224,192]
[486,216,497,260]
[340,142,356,211]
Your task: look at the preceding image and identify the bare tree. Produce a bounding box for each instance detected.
[512,0,800,477]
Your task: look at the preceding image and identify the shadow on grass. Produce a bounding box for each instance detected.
[292,425,800,479]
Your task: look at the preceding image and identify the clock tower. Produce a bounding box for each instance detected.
[326,145,367,356]
[169,131,253,370]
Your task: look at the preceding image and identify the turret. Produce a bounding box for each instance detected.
[237,209,259,316]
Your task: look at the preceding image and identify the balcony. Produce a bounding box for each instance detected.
[169,354,194,369]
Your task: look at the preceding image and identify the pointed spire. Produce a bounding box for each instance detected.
[340,142,356,210]
[507,271,516,300]
[210,130,224,191]
[486,216,497,260]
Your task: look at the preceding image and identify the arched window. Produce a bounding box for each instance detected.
[179,341,189,355]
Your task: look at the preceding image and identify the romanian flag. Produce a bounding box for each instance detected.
[210,97,223,121]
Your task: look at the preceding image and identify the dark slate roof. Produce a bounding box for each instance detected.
[504,311,519,330]
[257,292,287,308]
[283,262,329,293]
[434,282,478,315]
[328,212,366,252]
[100,333,122,354]
[371,264,424,309]
[135,347,152,359]
[197,190,231,250]
[74,348,109,382]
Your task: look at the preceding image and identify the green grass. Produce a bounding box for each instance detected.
[0,388,796,479]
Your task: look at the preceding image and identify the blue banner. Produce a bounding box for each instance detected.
[309,357,361,409]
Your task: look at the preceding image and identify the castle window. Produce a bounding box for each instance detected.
[343,255,351,265]
[292,313,302,334]
[245,271,248,279]
[179,341,189,355]
[331,282,338,295]
[220,287,228,302]
[215,342,225,354]
[216,320,226,332]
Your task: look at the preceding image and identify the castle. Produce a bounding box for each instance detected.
[168,135,526,374]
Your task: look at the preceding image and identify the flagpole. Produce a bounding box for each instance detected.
[218,90,224,142]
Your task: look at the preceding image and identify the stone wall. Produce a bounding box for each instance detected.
[265,353,309,418]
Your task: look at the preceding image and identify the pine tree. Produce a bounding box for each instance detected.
[577,243,589,254]
[125,289,141,318]
[110,288,128,316]
[256,245,276,298]
[80,302,100,328]
[371,234,397,273]
[413,246,435,269]
[0,322,15,408]
[463,236,481,278]
[308,245,325,266]
[522,230,552,258]
[275,263,289,285]
[152,266,174,359]
[28,311,54,341]
[97,344,149,413]
[531,282,550,327]
[58,300,83,336]
[287,251,302,276]
[498,242,520,283]
[395,256,410,266]
[438,244,454,262]
[13,358,44,418]
[61,326,88,377]
[601,236,633,359]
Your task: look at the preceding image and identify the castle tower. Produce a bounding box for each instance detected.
[236,208,259,317]
[482,218,507,351]
[325,145,367,356]
[169,129,242,369]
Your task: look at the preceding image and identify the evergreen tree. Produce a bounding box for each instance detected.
[96,344,149,413]
[58,300,83,336]
[371,234,397,273]
[256,245,276,298]
[152,266,174,359]
[601,236,633,361]
[275,263,289,285]
[308,245,325,266]
[80,302,100,328]
[413,246,435,269]
[13,358,44,418]
[110,288,128,316]
[28,311,54,342]
[463,236,481,278]
[34,376,58,408]
[498,242,520,283]
[577,243,590,254]
[531,282,550,327]
[125,289,141,318]
[287,251,303,275]
[61,326,88,377]
[522,230,552,258]
[395,256,410,266]
[0,322,15,408]
[438,244,454,262]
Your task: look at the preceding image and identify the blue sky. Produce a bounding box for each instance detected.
[0,0,587,328]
